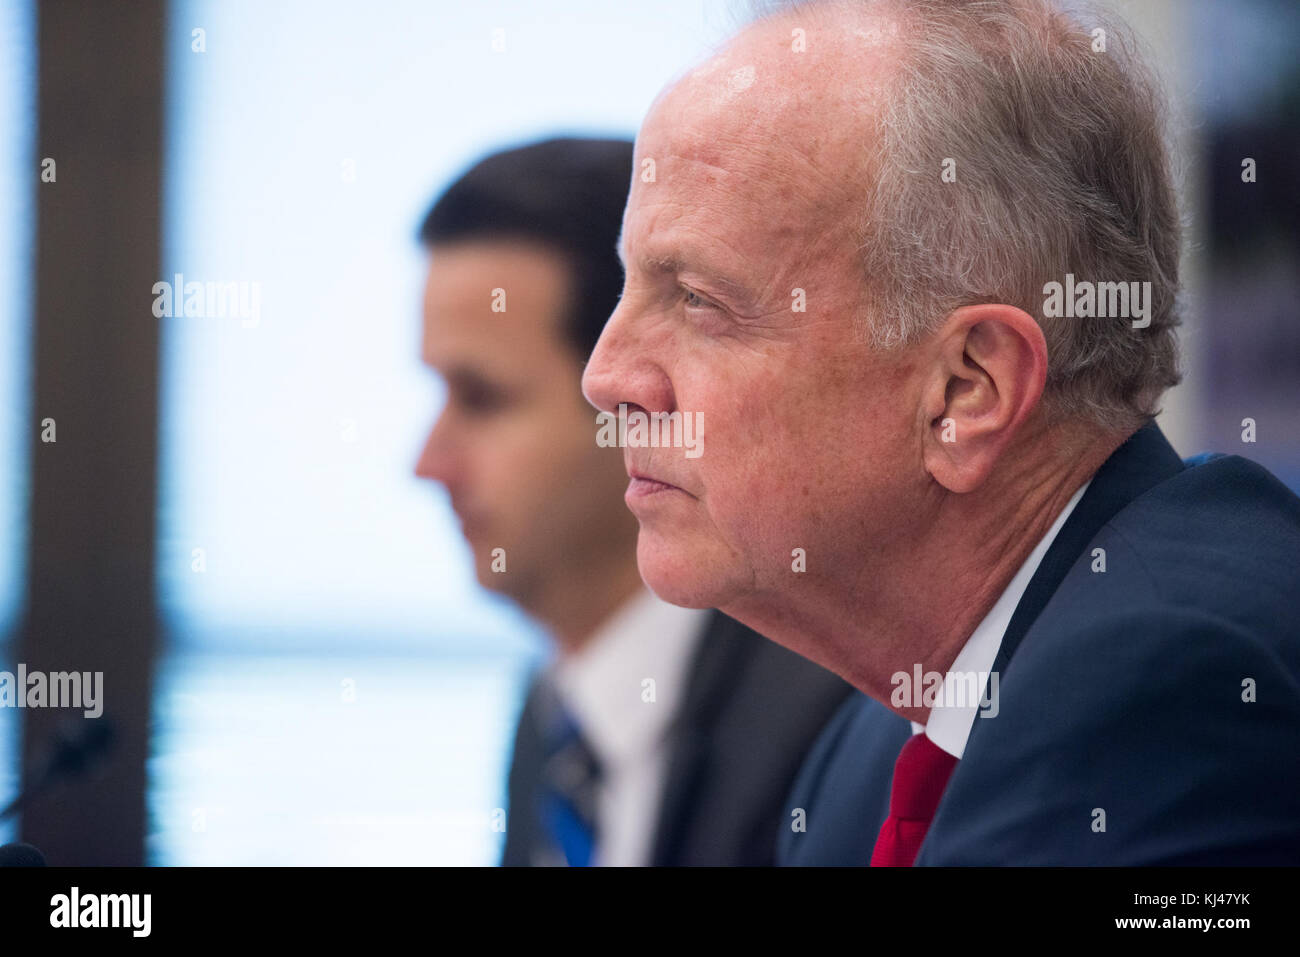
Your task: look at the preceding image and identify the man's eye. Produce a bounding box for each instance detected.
[457,387,507,414]
[682,287,718,311]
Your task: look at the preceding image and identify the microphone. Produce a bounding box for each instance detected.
[0,842,46,866]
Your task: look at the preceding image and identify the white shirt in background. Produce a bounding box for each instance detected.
[549,587,708,866]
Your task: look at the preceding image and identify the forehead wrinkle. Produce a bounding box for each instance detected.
[641,135,852,286]
[644,74,880,237]
[628,13,902,306]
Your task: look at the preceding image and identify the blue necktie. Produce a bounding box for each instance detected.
[538,704,602,867]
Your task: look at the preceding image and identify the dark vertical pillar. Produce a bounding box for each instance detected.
[20,0,164,865]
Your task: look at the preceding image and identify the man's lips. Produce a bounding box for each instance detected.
[626,471,686,499]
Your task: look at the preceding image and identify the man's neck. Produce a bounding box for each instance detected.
[533,555,646,656]
[728,427,1123,722]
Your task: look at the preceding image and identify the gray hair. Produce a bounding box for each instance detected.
[755,0,1183,430]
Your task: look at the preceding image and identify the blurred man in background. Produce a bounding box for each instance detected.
[414,138,852,865]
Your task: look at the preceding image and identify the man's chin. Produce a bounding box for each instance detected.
[473,562,508,595]
[635,530,735,610]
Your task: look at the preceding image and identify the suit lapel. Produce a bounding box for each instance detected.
[501,673,549,866]
[647,610,751,865]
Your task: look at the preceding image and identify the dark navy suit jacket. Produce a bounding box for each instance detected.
[781,423,1300,865]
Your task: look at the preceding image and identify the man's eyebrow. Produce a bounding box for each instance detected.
[443,362,508,385]
[624,248,752,299]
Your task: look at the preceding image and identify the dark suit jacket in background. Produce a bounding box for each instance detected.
[501,610,853,865]
[781,423,1300,865]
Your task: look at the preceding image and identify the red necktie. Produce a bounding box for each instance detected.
[870,732,959,866]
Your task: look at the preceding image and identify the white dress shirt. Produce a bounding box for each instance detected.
[911,480,1091,758]
[548,587,708,866]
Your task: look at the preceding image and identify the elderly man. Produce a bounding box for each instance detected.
[582,0,1300,865]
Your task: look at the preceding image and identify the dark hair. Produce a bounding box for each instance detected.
[418,136,634,360]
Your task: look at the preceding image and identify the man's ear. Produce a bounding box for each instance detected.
[919,304,1047,493]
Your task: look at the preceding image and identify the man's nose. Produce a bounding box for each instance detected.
[582,299,672,416]
[414,413,460,488]
[581,326,620,415]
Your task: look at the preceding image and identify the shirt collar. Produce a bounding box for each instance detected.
[549,588,708,767]
[911,479,1091,758]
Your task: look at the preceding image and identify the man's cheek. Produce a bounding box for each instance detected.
[711,466,796,541]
